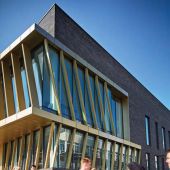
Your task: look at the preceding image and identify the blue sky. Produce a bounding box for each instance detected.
[0,0,170,109]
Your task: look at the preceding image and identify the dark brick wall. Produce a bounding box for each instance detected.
[39,4,170,170]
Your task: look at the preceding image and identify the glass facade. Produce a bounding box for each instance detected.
[0,42,139,170]
[30,44,125,137]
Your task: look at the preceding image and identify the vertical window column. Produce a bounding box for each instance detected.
[146,153,150,170]
[155,122,159,149]
[161,127,166,150]
[145,116,151,146]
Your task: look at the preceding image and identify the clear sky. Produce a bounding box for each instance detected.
[0,0,170,109]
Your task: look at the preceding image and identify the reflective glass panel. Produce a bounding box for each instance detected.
[21,67,30,108]
[73,70,83,123]
[114,144,120,170]
[106,141,112,170]
[96,138,104,170]
[85,77,93,127]
[71,131,84,169]
[57,127,71,168]
[85,135,95,159]
[12,76,18,112]
[145,116,150,145]
[116,100,123,138]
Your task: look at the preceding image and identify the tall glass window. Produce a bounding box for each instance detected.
[71,131,84,169]
[116,100,123,138]
[162,127,166,150]
[96,138,104,169]
[32,45,60,113]
[21,67,30,108]
[57,127,71,168]
[155,156,159,170]
[146,153,150,170]
[109,89,124,138]
[89,74,101,129]
[106,141,112,170]
[114,144,120,170]
[122,146,127,170]
[12,75,19,112]
[43,48,58,112]
[145,116,151,145]
[60,58,71,119]
[32,46,43,107]
[85,75,93,127]
[104,90,112,134]
[73,68,83,123]
[46,47,60,111]
[99,80,108,132]
[108,88,117,135]
[85,135,95,159]
[155,122,159,149]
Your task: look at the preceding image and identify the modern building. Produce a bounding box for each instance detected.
[0,4,170,170]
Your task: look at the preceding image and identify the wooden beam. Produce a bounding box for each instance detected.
[51,124,62,166]
[5,141,11,169]
[1,60,15,116]
[0,144,4,170]
[95,76,106,132]
[10,140,17,169]
[85,69,98,128]
[11,53,26,111]
[111,142,116,170]
[138,149,141,164]
[92,136,98,168]
[60,51,75,121]
[102,139,108,170]
[44,122,55,168]
[73,60,87,125]
[66,128,76,169]
[22,43,39,107]
[44,39,61,115]
[18,136,25,167]
[126,146,130,164]
[81,132,88,159]
[118,144,123,170]
[104,82,115,135]
[34,128,42,168]
[25,133,33,170]
[0,76,5,120]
